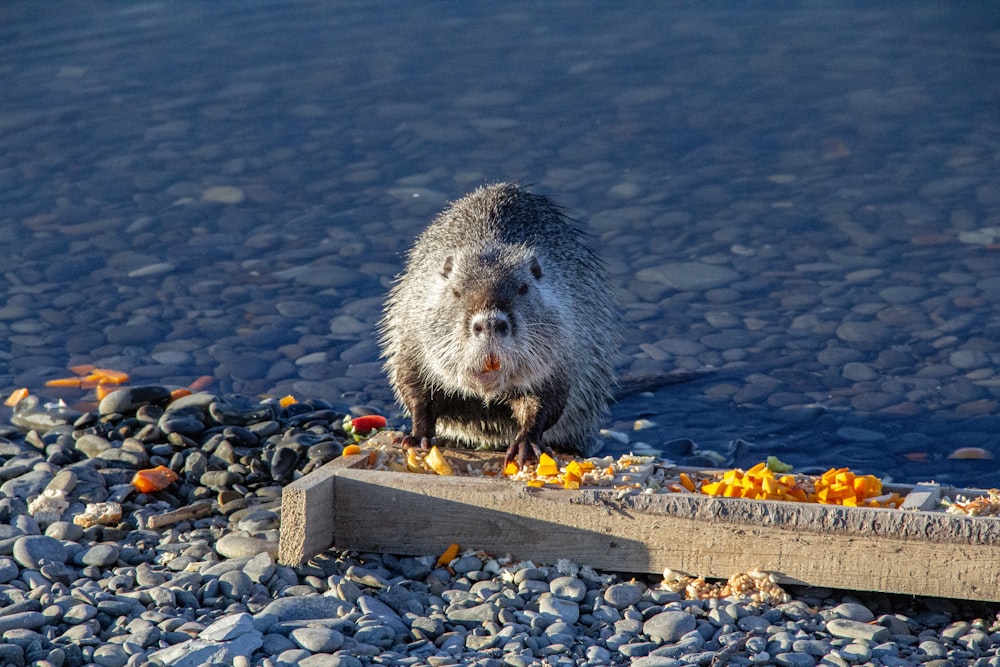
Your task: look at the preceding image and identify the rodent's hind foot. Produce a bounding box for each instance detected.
[504,437,550,469]
[396,433,436,450]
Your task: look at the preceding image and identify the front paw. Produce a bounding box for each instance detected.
[396,433,436,450]
[504,437,551,468]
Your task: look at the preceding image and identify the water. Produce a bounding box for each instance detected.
[2,3,999,485]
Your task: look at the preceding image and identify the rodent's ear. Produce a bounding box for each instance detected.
[530,257,543,280]
[441,256,454,278]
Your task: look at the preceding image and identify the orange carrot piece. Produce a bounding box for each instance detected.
[131,465,179,493]
[189,375,215,391]
[436,542,460,567]
[279,394,297,408]
[3,388,28,407]
[169,388,192,402]
[342,444,362,456]
[69,364,96,376]
[91,368,129,384]
[679,472,696,492]
[44,377,83,388]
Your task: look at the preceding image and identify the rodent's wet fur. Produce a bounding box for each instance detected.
[380,183,619,466]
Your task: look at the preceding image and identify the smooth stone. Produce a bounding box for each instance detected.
[550,576,587,602]
[643,610,697,643]
[0,611,48,633]
[950,349,990,370]
[357,595,408,635]
[290,627,345,653]
[218,570,254,599]
[837,642,872,662]
[538,594,580,624]
[1,470,53,499]
[842,362,879,381]
[352,623,395,648]
[64,603,98,624]
[79,543,120,568]
[918,640,948,658]
[243,550,276,584]
[604,582,644,609]
[774,653,817,667]
[12,535,68,568]
[215,533,278,559]
[831,602,876,623]
[92,644,129,667]
[826,618,889,642]
[835,321,890,344]
[200,612,257,641]
[446,602,498,626]
[98,386,172,415]
[149,631,263,667]
[636,263,741,291]
[255,596,351,626]
[0,557,19,584]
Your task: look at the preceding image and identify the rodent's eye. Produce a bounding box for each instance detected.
[452,289,461,298]
[517,283,528,295]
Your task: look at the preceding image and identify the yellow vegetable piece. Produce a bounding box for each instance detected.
[436,543,459,567]
[342,444,362,456]
[565,461,584,478]
[701,481,722,495]
[426,446,454,476]
[279,395,297,408]
[503,461,520,476]
[406,449,426,474]
[563,478,581,490]
[536,453,559,477]
[526,479,545,488]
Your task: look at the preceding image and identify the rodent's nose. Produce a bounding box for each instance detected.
[470,311,509,338]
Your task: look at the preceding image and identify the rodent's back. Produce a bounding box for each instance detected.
[381,183,617,456]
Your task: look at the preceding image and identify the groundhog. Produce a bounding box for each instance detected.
[379,183,618,466]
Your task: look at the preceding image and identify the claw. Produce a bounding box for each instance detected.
[397,434,435,450]
[504,438,548,469]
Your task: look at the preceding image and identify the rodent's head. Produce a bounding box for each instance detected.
[421,245,567,400]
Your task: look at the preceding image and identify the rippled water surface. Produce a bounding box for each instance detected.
[3,3,1000,485]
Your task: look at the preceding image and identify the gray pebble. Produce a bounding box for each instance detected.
[826,618,889,642]
[550,575,587,602]
[604,581,644,609]
[774,653,816,667]
[644,610,696,643]
[79,543,119,568]
[215,533,277,559]
[831,602,876,622]
[92,644,130,667]
[0,556,19,584]
[256,596,350,626]
[352,623,395,648]
[99,386,172,415]
[12,534,68,568]
[290,627,345,652]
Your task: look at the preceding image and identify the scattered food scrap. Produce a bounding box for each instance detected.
[661,567,791,605]
[942,489,1000,516]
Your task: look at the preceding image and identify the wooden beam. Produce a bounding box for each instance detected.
[279,446,1000,601]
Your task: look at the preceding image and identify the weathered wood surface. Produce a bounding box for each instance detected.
[279,447,1000,602]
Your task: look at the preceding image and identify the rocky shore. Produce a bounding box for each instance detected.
[0,385,997,667]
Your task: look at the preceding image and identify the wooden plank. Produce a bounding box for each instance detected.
[278,447,1000,601]
[277,457,345,567]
